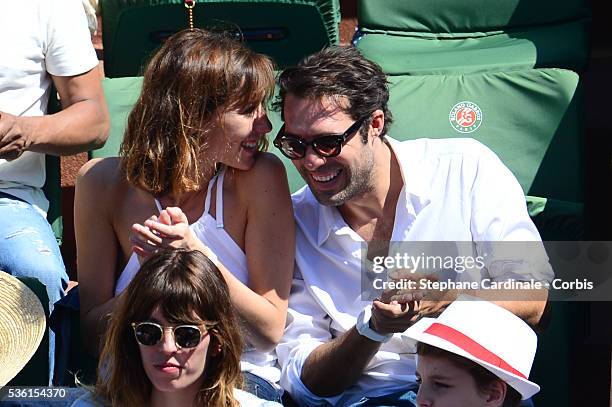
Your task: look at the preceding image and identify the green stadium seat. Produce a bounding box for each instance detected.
[357,0,590,33]
[386,69,584,203]
[101,0,340,78]
[356,21,590,76]
[355,0,591,75]
[91,77,143,159]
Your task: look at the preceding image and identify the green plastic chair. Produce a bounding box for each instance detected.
[90,77,143,159]
[386,69,584,203]
[355,0,591,75]
[101,0,340,78]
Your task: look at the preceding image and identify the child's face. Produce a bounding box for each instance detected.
[415,354,503,407]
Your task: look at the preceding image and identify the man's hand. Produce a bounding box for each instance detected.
[381,268,431,304]
[0,111,32,160]
[383,268,457,319]
[370,299,419,335]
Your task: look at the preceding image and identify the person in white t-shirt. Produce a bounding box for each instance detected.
[271,46,552,406]
[0,0,109,384]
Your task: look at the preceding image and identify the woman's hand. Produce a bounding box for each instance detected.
[130,207,202,261]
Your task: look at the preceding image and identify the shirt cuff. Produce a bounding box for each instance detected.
[280,341,338,406]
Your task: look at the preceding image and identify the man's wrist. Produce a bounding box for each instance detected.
[355,306,393,343]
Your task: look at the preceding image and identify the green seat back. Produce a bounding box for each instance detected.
[357,0,590,33]
[386,68,584,203]
[91,77,143,159]
[101,0,339,78]
[356,0,590,75]
[356,20,590,75]
[266,101,304,193]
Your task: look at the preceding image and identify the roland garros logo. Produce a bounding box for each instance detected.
[449,101,482,133]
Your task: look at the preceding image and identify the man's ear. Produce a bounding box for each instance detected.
[370,109,385,138]
[484,380,507,407]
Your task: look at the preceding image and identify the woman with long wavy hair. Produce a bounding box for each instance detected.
[72,249,281,406]
[76,28,294,401]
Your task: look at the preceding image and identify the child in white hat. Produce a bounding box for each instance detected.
[405,295,540,407]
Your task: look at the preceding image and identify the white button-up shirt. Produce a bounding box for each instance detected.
[277,137,553,406]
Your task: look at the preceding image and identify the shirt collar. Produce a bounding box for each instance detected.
[385,136,432,207]
[316,200,348,246]
[315,136,432,246]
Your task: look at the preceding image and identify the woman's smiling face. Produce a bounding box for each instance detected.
[206,104,272,171]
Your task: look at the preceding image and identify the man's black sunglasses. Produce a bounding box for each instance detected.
[273,117,368,160]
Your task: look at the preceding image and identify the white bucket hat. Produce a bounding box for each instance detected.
[405,295,540,400]
[0,272,47,386]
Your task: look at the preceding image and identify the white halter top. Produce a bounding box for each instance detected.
[115,167,248,294]
[114,167,280,384]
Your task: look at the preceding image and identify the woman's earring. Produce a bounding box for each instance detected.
[212,343,222,357]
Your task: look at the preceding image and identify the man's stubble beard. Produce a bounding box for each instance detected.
[313,145,376,207]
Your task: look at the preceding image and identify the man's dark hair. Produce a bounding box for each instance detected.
[274,46,393,137]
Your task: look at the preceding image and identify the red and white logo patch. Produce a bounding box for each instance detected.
[449,101,482,134]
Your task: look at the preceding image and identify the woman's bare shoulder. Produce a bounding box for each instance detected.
[240,152,288,184]
[77,157,122,184]
[235,152,292,209]
[76,157,129,204]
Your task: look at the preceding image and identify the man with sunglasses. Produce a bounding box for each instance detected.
[273,46,552,407]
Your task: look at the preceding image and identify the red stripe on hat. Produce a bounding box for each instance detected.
[424,322,526,379]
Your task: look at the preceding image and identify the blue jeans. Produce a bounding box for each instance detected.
[242,372,283,403]
[0,192,68,385]
[345,384,534,407]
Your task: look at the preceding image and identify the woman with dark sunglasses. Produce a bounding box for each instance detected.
[72,249,282,407]
[75,28,294,401]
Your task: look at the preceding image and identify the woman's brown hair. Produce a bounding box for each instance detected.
[96,249,243,406]
[120,28,275,196]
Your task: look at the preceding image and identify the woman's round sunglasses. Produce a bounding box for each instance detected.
[273,117,368,160]
[131,321,212,349]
